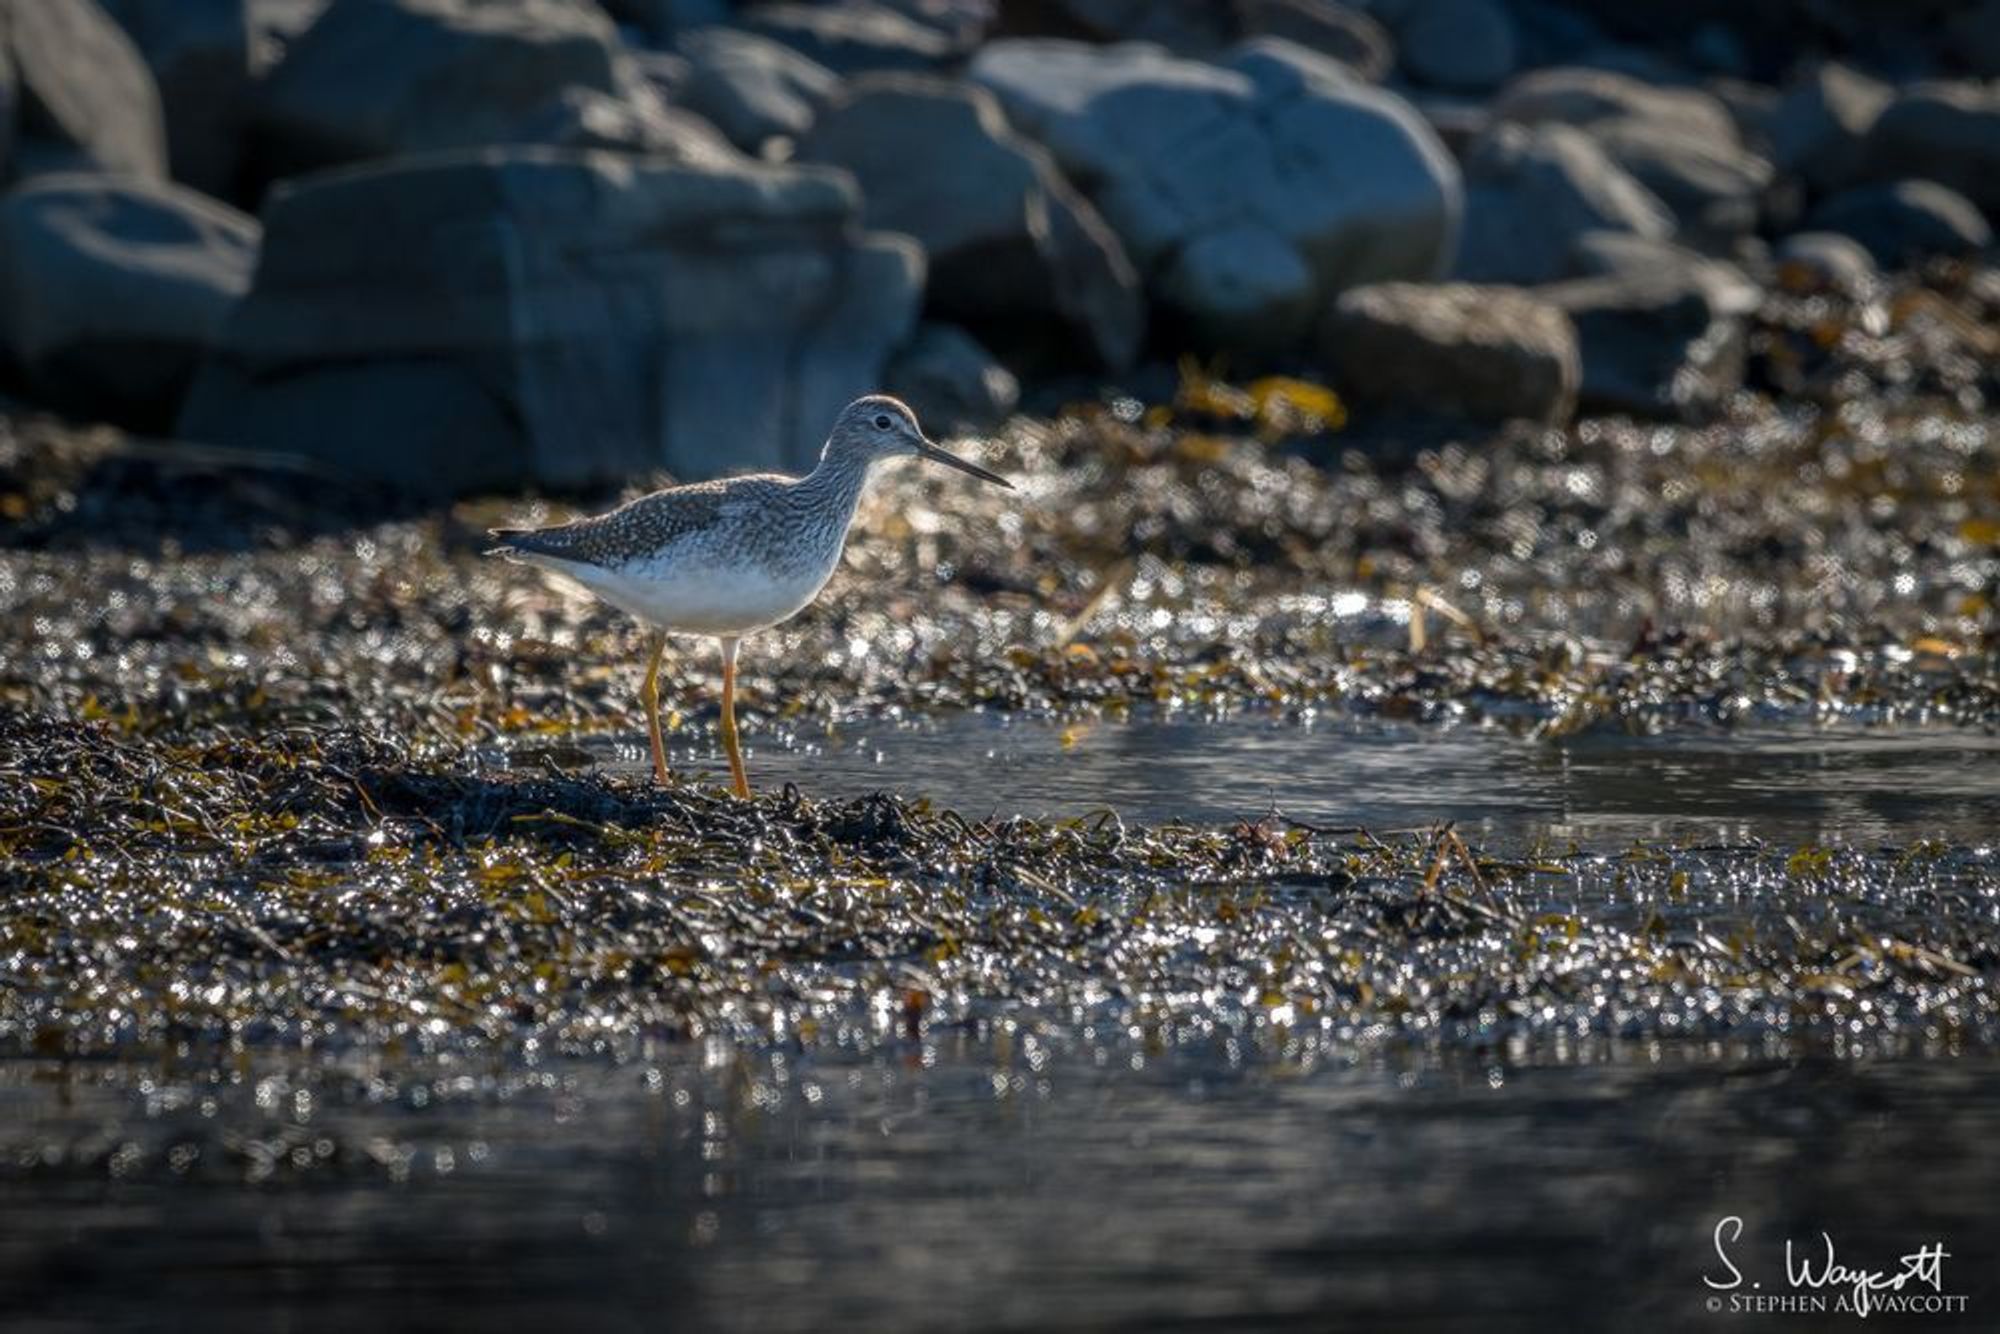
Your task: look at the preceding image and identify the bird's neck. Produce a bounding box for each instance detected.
[797,444,874,518]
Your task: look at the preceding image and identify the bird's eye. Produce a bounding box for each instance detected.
[873,414,892,430]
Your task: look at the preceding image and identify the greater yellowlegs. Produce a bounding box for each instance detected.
[488,395,1011,797]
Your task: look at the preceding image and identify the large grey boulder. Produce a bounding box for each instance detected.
[798,75,1142,370]
[1319,282,1578,427]
[0,173,257,423]
[248,0,333,71]
[1453,122,1673,286]
[1411,90,1494,158]
[0,44,12,179]
[1948,1,2000,77]
[1392,0,1517,93]
[1237,0,1393,81]
[598,0,731,44]
[1585,115,1773,242]
[1501,0,1605,67]
[1806,180,1993,268]
[1157,221,1316,355]
[971,37,1460,356]
[1494,66,1737,142]
[100,0,252,198]
[1859,82,2000,216]
[883,322,1019,434]
[2,0,167,181]
[676,26,839,150]
[1773,231,1880,300]
[739,2,955,73]
[509,83,738,158]
[1004,0,1394,78]
[1537,267,1751,419]
[1563,229,1763,316]
[1709,76,1779,151]
[627,48,693,102]
[873,0,991,49]
[178,149,923,490]
[0,40,11,176]
[1004,0,1237,54]
[252,0,717,178]
[1767,62,1891,197]
[1493,67,1770,243]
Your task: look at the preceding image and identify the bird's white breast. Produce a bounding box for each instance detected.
[527,549,837,637]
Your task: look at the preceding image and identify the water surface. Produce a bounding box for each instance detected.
[5,1043,1997,1331]
[621,713,2000,848]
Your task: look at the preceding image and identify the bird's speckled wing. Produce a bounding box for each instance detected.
[488,476,783,571]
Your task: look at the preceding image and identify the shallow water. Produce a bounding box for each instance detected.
[5,1042,1997,1331]
[615,713,2000,849]
[9,715,2000,1330]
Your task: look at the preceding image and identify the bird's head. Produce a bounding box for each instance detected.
[826,395,1012,488]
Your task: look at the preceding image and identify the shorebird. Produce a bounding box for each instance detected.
[488,395,1011,798]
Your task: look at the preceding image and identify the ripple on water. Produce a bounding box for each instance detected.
[584,713,2000,849]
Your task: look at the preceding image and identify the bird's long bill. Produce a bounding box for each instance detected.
[918,438,1013,489]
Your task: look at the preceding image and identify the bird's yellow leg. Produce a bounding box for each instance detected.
[642,633,670,784]
[718,636,750,799]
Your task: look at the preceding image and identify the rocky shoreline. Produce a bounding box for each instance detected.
[1,0,1994,490]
